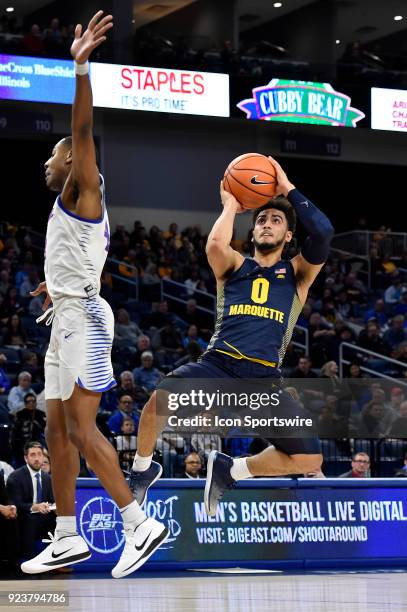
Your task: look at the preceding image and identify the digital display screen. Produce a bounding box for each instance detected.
[371,87,407,132]
[0,54,230,118]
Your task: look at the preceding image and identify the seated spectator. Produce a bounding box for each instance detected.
[383,315,407,349]
[338,452,370,478]
[107,395,140,435]
[118,250,139,280]
[133,351,163,392]
[0,270,11,298]
[0,469,18,570]
[174,340,203,368]
[28,295,44,318]
[182,452,203,479]
[358,321,390,356]
[146,300,173,329]
[8,372,35,415]
[3,287,24,316]
[0,353,10,398]
[182,298,213,333]
[349,401,389,438]
[386,400,407,438]
[395,290,407,317]
[41,449,51,474]
[3,314,27,348]
[21,351,43,383]
[11,393,46,465]
[184,269,200,296]
[114,308,141,348]
[364,298,388,329]
[130,335,153,369]
[6,442,56,559]
[152,323,184,364]
[291,356,318,378]
[115,370,149,408]
[114,417,137,472]
[384,277,404,305]
[23,24,45,56]
[183,324,207,351]
[191,432,222,459]
[394,452,407,477]
[19,269,39,298]
[0,460,14,482]
[308,312,336,366]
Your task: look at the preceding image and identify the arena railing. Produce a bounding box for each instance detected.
[339,341,407,384]
[329,246,371,286]
[331,230,407,257]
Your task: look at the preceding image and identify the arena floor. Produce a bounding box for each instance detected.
[1,569,407,612]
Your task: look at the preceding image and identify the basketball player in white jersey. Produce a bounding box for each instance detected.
[22,10,168,578]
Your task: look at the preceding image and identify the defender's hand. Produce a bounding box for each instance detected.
[30,281,51,311]
[268,156,295,197]
[220,180,246,213]
[71,10,113,64]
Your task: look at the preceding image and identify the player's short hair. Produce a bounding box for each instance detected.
[62,136,72,151]
[252,196,297,233]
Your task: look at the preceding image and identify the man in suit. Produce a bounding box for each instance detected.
[0,469,18,569]
[6,441,56,558]
[182,452,203,479]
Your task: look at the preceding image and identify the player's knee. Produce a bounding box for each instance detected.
[143,391,157,415]
[291,453,322,474]
[67,427,90,454]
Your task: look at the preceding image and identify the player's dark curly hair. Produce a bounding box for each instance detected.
[252,196,297,233]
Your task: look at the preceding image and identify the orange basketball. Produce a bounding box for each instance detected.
[223,153,277,209]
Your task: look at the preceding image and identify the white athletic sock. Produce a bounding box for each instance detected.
[56,516,77,537]
[120,499,147,527]
[132,452,153,472]
[230,457,253,481]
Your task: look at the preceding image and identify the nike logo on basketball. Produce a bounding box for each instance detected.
[51,548,73,559]
[250,175,274,185]
[300,201,309,207]
[64,332,74,339]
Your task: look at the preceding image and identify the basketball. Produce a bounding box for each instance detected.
[223,153,277,209]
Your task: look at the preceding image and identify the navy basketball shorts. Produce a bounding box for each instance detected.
[157,350,321,456]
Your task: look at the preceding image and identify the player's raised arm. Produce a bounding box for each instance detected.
[68,10,113,219]
[206,181,245,281]
[269,156,334,300]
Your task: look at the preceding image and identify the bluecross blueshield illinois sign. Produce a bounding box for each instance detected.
[237,79,365,127]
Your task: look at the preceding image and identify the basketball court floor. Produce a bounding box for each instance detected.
[1,569,406,611]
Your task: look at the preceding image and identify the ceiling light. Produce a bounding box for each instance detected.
[394,15,403,21]
[6,7,14,12]
[336,39,341,44]
[273,2,283,7]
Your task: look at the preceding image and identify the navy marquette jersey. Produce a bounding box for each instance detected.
[206,258,302,368]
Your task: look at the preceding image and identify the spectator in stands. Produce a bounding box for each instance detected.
[142,263,160,286]
[41,449,51,474]
[0,460,14,482]
[383,315,407,349]
[8,372,35,415]
[19,269,39,298]
[11,393,46,465]
[358,321,390,356]
[338,452,370,478]
[335,290,356,320]
[364,298,388,329]
[308,312,336,366]
[394,341,407,368]
[349,401,389,438]
[23,23,46,56]
[320,361,343,398]
[291,356,318,378]
[116,370,149,408]
[384,277,404,305]
[6,442,56,559]
[174,340,203,367]
[182,298,213,333]
[182,452,202,479]
[395,290,407,317]
[3,314,27,347]
[44,17,65,56]
[297,302,312,328]
[183,324,207,351]
[28,294,44,318]
[386,400,407,438]
[184,269,200,296]
[107,395,140,435]
[118,250,139,281]
[147,300,172,329]
[0,470,18,570]
[394,452,407,477]
[114,417,137,472]
[133,351,163,392]
[114,308,142,349]
[0,353,10,397]
[130,335,154,369]
[343,272,367,311]
[0,270,10,298]
[191,432,222,460]
[21,351,42,384]
[152,323,184,365]
[317,395,347,438]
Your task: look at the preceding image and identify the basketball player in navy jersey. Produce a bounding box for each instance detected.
[130,156,334,516]
[23,10,167,577]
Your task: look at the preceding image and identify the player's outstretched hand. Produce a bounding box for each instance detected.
[268,156,295,197]
[71,10,113,64]
[30,281,52,311]
[220,180,246,213]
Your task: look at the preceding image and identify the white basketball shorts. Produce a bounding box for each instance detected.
[44,296,116,401]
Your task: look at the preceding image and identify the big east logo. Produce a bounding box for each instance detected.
[80,497,124,554]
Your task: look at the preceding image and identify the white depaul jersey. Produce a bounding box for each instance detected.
[44,176,110,303]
